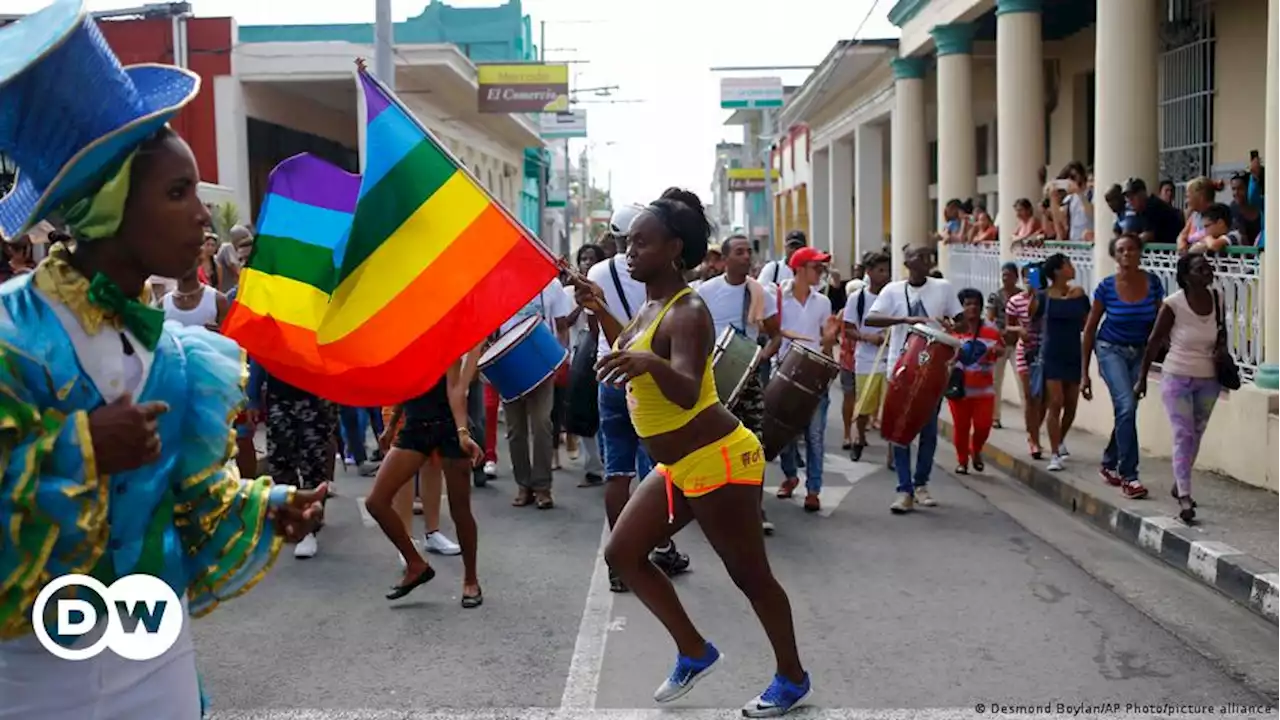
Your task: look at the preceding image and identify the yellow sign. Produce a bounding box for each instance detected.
[726,168,780,181]
[477,64,569,85]
[476,64,570,113]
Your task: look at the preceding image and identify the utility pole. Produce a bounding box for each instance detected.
[374,0,394,91]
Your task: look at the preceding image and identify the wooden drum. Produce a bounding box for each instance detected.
[880,323,964,446]
[761,344,840,460]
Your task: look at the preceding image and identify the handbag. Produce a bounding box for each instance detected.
[1213,289,1241,391]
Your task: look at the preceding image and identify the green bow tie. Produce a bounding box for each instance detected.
[86,273,165,351]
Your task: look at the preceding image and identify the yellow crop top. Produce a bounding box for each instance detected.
[614,287,719,438]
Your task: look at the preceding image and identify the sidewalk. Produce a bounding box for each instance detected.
[936,401,1279,625]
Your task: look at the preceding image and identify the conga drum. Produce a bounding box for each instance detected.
[761,344,840,460]
[711,327,762,408]
[880,323,964,446]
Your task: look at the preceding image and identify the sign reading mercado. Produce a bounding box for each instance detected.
[719,77,784,109]
[478,63,570,113]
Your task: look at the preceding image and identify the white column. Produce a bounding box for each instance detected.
[1265,0,1279,363]
[1093,0,1159,278]
[829,138,854,268]
[891,56,929,275]
[810,147,831,257]
[931,23,978,277]
[213,76,252,218]
[855,122,885,259]
[995,0,1045,262]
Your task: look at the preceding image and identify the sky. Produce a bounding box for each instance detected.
[13,0,899,211]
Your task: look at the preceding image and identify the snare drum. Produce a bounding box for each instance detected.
[479,316,569,402]
[880,323,964,446]
[761,344,840,460]
[712,327,762,408]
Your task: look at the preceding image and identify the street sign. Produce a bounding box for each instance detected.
[477,63,570,113]
[727,167,779,193]
[720,77,784,109]
[540,110,588,139]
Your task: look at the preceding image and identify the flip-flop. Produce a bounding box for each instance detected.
[461,588,484,609]
[386,566,436,600]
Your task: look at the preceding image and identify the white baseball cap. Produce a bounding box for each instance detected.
[609,204,646,237]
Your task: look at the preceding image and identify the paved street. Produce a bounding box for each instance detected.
[200,406,1278,720]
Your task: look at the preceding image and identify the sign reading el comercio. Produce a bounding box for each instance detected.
[477,63,570,113]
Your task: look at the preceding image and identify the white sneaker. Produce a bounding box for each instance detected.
[294,533,318,559]
[424,531,461,556]
[1047,454,1064,471]
[1059,442,1070,458]
[483,461,498,479]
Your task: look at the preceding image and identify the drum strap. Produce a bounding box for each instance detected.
[738,282,750,336]
[609,258,633,320]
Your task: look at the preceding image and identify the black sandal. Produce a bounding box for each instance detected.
[972,455,985,473]
[461,587,484,609]
[386,566,435,600]
[1169,485,1198,508]
[850,442,865,462]
[954,464,969,475]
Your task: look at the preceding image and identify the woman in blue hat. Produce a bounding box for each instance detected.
[0,3,326,718]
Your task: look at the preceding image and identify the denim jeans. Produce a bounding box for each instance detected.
[891,400,941,494]
[1096,340,1145,482]
[340,406,385,465]
[597,383,654,480]
[779,391,830,493]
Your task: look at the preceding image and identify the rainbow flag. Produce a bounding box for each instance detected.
[222,69,559,406]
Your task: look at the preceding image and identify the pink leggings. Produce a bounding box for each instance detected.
[1160,373,1219,498]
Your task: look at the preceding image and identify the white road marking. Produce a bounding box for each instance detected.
[355,496,376,528]
[559,522,615,710]
[208,708,1274,720]
[765,453,880,516]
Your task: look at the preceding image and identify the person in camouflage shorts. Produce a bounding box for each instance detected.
[264,375,337,558]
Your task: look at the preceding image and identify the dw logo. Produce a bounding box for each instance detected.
[32,574,183,661]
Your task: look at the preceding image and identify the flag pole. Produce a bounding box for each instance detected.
[354,61,561,267]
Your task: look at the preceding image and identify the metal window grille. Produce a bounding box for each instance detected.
[1158,0,1216,206]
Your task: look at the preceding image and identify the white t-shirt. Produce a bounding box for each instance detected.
[501,278,572,335]
[842,287,887,375]
[696,275,777,343]
[757,260,793,288]
[1064,194,1092,241]
[586,255,647,355]
[776,281,831,361]
[867,277,964,371]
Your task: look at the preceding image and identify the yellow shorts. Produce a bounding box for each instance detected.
[655,423,765,519]
[855,373,887,416]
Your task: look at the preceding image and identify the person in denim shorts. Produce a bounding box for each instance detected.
[587,205,689,592]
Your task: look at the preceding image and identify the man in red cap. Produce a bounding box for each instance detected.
[773,246,842,512]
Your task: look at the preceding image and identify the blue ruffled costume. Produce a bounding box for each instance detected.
[0,270,290,642]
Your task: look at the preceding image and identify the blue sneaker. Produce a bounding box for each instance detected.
[653,642,722,703]
[742,672,812,717]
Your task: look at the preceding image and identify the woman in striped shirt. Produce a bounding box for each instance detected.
[1081,233,1165,499]
[1004,263,1045,458]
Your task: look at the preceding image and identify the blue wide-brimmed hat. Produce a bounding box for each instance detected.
[0,0,201,240]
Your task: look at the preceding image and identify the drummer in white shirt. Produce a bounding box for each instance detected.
[864,246,965,515]
[757,230,808,288]
[841,251,892,461]
[774,247,842,514]
[696,234,782,533]
[500,277,573,509]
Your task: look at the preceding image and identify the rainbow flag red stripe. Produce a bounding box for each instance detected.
[223,69,558,405]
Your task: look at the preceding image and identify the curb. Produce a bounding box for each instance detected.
[937,418,1279,625]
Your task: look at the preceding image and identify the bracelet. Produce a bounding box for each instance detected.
[457,427,471,437]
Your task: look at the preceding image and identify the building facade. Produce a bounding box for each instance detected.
[786,0,1279,488]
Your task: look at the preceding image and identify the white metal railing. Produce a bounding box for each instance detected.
[947,242,1003,297]
[1007,241,1262,382]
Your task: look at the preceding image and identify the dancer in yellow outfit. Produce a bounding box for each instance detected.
[573,187,811,718]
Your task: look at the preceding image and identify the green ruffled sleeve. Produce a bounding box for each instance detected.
[0,344,107,640]
[167,326,291,618]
